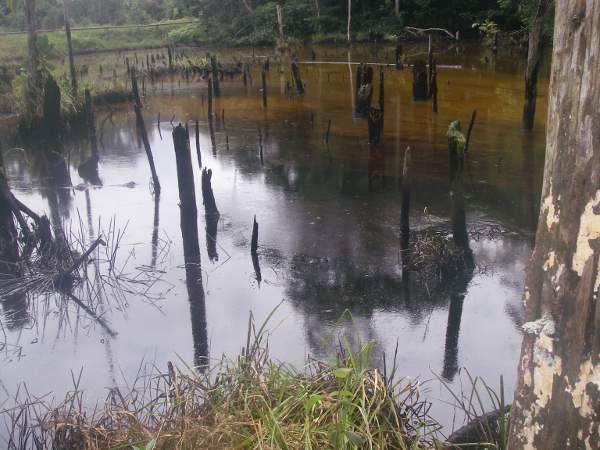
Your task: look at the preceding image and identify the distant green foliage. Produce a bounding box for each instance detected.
[0,0,191,30]
[177,0,552,46]
[167,22,208,44]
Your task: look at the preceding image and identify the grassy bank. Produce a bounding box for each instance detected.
[0,20,193,64]
[3,313,444,449]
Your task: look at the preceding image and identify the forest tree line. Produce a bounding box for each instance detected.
[1,0,553,45]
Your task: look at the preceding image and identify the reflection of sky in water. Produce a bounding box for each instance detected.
[0,52,546,433]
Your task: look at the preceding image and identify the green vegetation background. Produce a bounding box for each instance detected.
[0,0,546,48]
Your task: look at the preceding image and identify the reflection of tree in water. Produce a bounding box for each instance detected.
[185,257,209,369]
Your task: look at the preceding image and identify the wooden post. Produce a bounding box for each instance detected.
[325,119,332,143]
[63,0,77,94]
[379,68,384,113]
[207,78,213,119]
[173,124,209,369]
[447,120,466,178]
[251,215,259,254]
[195,120,202,168]
[522,0,550,130]
[84,89,98,159]
[291,60,305,95]
[201,168,219,215]
[258,128,264,165]
[400,148,411,245]
[211,55,220,97]
[367,107,383,145]
[261,64,268,107]
[431,60,438,113]
[412,60,428,101]
[427,35,433,95]
[465,110,477,153]
[172,124,199,258]
[42,76,61,136]
[356,65,373,116]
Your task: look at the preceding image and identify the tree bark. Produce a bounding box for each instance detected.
[522,0,550,130]
[63,0,77,94]
[347,0,352,43]
[276,3,285,47]
[508,1,600,448]
[24,0,40,117]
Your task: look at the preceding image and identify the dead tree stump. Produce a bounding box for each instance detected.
[355,65,373,116]
[172,125,200,259]
[367,107,384,145]
[291,60,305,95]
[412,60,428,101]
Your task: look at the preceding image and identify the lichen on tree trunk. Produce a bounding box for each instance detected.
[508,1,600,448]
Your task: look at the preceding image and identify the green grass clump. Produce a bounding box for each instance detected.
[3,311,441,449]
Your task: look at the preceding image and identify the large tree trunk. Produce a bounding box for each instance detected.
[522,0,550,130]
[63,0,77,94]
[24,0,40,117]
[508,1,600,448]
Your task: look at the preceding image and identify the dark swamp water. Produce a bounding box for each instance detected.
[0,42,548,434]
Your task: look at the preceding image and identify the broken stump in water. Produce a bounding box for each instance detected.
[291,59,304,95]
[251,215,259,255]
[261,64,268,107]
[201,168,219,215]
[355,65,373,116]
[447,120,466,176]
[412,60,428,101]
[431,60,438,113]
[367,107,384,145]
[195,120,202,168]
[465,110,477,153]
[172,124,200,258]
[211,55,220,97]
[42,76,61,135]
[131,71,161,196]
[395,40,403,70]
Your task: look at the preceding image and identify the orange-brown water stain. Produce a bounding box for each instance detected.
[143,48,547,230]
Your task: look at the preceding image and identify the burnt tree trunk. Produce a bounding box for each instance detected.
[522,0,551,130]
[172,125,199,259]
[355,65,373,116]
[261,65,268,108]
[291,60,304,95]
[400,148,411,249]
[63,0,77,94]
[42,76,61,135]
[132,73,161,196]
[367,107,383,145]
[412,60,428,101]
[0,166,19,276]
[211,55,220,97]
[24,0,40,117]
[508,1,600,448]
[173,125,209,370]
